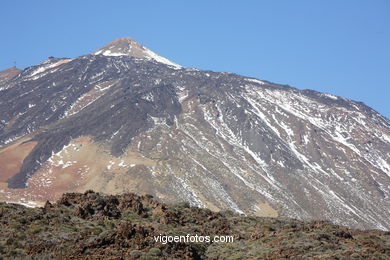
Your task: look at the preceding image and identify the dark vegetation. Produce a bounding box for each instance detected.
[0,191,389,259]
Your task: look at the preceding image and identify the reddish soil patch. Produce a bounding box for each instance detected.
[0,140,37,182]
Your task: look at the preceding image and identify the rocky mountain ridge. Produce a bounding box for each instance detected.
[0,38,389,231]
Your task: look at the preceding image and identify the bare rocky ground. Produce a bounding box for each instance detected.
[0,190,389,259]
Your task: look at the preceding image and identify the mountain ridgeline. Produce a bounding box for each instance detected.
[0,37,389,231]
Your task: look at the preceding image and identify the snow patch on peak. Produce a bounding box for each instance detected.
[142,47,181,69]
[29,59,72,78]
[322,93,339,100]
[93,38,182,69]
[246,78,266,85]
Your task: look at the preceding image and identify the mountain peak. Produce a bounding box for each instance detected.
[0,67,22,84]
[93,37,181,69]
[93,37,144,57]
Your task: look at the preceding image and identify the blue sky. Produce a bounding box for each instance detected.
[1,0,389,118]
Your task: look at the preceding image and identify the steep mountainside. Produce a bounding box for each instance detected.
[0,37,389,230]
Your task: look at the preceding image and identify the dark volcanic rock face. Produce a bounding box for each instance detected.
[0,38,389,231]
[4,56,182,188]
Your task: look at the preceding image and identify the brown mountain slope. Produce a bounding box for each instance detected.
[0,67,21,85]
